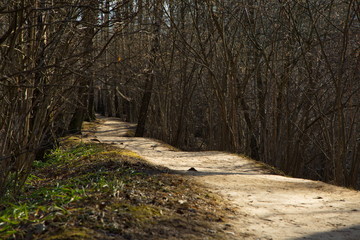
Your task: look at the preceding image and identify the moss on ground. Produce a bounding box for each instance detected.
[0,130,235,240]
[44,227,96,240]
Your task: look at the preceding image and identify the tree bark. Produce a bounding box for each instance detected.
[135,0,162,137]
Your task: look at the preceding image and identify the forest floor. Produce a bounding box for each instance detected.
[92,116,360,240]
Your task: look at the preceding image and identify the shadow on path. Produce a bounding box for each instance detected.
[291,225,360,240]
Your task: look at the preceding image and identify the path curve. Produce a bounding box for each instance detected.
[94,116,360,240]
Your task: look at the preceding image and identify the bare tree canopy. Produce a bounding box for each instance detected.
[1,0,359,197]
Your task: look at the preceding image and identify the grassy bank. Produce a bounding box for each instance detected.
[0,137,234,239]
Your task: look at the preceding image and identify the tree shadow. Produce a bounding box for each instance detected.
[173,169,267,176]
[290,225,360,240]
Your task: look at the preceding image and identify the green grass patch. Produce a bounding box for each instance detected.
[124,129,135,137]
[0,141,234,240]
[32,143,102,168]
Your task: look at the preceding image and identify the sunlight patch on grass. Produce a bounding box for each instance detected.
[100,149,143,160]
[44,227,95,240]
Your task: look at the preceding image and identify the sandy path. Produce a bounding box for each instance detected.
[93,116,360,240]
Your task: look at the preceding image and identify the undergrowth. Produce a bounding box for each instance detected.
[0,140,233,240]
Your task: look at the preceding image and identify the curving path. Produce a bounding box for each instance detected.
[92,116,360,240]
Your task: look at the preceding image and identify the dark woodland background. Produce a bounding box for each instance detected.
[0,0,359,197]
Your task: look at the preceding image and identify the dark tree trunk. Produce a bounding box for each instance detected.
[135,0,162,137]
[135,78,154,137]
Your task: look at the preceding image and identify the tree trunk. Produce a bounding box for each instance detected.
[135,0,162,137]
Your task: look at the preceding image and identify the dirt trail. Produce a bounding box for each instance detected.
[93,116,360,240]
